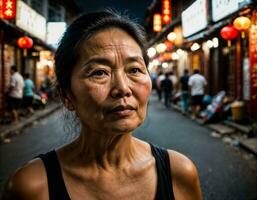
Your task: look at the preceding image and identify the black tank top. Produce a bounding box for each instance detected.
[38,143,175,200]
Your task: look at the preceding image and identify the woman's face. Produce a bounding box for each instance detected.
[69,28,152,134]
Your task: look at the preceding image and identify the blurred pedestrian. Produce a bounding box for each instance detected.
[156,71,165,101]
[8,65,24,123]
[23,73,35,115]
[188,69,207,119]
[180,69,190,114]
[161,73,173,108]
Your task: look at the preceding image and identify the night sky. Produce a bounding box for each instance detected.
[73,0,154,24]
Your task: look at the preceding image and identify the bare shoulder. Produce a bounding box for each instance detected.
[1,158,48,200]
[167,150,202,200]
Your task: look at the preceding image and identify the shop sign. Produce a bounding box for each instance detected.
[182,0,208,37]
[153,13,162,32]
[16,0,46,41]
[162,0,171,25]
[249,13,257,116]
[243,58,250,100]
[46,22,66,49]
[0,0,3,18]
[0,0,16,19]
[212,0,253,22]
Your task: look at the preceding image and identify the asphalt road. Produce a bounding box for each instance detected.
[0,94,257,199]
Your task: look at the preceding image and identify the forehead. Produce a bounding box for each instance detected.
[79,28,143,58]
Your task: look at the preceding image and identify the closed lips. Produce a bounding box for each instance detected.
[108,105,135,113]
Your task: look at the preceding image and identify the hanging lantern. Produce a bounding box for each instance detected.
[17,36,33,49]
[220,25,238,47]
[233,16,251,38]
[17,36,33,56]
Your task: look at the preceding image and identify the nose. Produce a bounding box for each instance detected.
[110,72,132,98]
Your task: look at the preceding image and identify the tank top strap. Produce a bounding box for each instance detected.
[149,143,175,200]
[38,150,71,200]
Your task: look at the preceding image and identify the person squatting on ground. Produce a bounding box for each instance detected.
[161,73,173,108]
[7,65,24,123]
[188,69,207,119]
[2,10,202,200]
[23,73,35,115]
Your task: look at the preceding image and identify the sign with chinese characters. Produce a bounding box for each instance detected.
[182,0,207,37]
[212,0,253,22]
[0,0,16,19]
[249,11,257,117]
[16,0,46,41]
[162,0,171,25]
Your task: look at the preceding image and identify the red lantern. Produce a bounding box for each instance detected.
[17,36,33,49]
[220,25,238,47]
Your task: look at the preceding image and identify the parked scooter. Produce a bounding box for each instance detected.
[200,91,226,123]
[33,90,48,109]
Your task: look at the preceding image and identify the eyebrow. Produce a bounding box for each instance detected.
[125,56,145,66]
[83,56,145,68]
[83,58,113,68]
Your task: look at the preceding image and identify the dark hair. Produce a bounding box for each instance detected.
[25,73,30,78]
[55,10,148,93]
[184,69,188,74]
[193,69,200,74]
[11,65,17,72]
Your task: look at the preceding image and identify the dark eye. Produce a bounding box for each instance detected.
[91,70,107,77]
[130,68,141,74]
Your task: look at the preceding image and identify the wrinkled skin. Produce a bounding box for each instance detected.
[68,28,152,135]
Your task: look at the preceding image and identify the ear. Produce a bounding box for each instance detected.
[58,88,75,111]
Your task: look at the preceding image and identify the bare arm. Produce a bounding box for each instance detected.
[168,150,202,200]
[1,159,48,200]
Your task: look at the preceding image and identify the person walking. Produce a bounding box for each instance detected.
[161,73,173,108]
[23,73,35,115]
[188,68,207,119]
[156,71,165,101]
[180,69,190,114]
[8,65,24,123]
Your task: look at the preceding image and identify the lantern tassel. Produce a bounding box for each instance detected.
[23,49,27,57]
[227,40,231,47]
[241,31,245,38]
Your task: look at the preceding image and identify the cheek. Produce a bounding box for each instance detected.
[135,76,152,105]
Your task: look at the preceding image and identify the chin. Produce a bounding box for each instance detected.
[107,119,142,134]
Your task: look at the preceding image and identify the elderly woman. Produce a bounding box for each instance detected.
[2,11,201,200]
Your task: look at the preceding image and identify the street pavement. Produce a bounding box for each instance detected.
[0,94,257,199]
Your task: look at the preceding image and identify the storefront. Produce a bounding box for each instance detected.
[0,0,54,117]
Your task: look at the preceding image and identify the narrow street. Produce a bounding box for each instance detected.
[0,94,257,200]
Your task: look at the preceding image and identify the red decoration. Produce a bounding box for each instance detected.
[162,0,171,25]
[2,0,16,19]
[165,40,173,51]
[220,25,238,46]
[17,36,33,49]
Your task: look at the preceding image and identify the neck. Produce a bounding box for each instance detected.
[69,127,137,169]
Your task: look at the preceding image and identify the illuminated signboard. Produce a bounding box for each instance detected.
[153,13,162,32]
[16,0,46,41]
[212,0,253,22]
[182,0,208,37]
[0,0,16,19]
[162,0,171,25]
[46,22,66,48]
